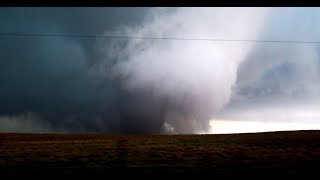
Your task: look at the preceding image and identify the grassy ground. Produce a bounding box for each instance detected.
[1,130,320,177]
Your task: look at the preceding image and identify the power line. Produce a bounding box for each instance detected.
[0,33,319,44]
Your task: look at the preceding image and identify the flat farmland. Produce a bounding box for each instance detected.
[1,130,320,177]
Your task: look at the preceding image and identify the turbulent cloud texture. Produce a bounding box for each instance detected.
[99,8,269,133]
[1,7,320,134]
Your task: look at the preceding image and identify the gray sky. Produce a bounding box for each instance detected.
[1,7,320,134]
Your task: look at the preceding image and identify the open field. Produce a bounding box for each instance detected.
[1,130,320,177]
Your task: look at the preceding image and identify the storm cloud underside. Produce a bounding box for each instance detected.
[1,8,320,134]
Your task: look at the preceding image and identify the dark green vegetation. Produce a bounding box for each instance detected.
[0,130,320,178]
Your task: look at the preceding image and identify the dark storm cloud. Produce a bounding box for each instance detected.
[5,8,320,134]
[0,8,151,65]
[0,7,153,133]
[0,7,269,134]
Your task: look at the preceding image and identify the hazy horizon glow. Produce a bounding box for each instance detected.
[210,120,320,134]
